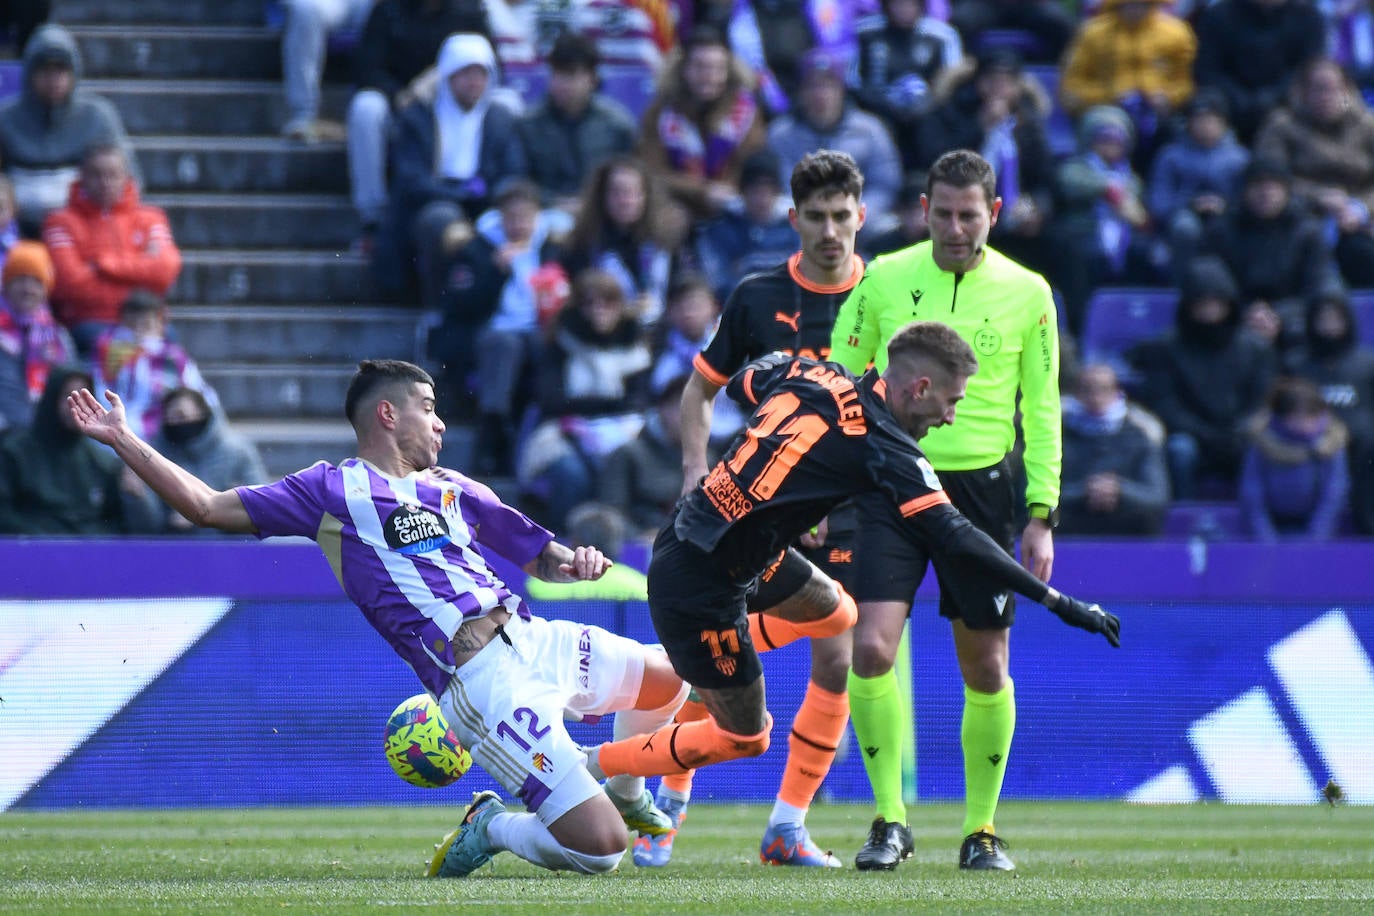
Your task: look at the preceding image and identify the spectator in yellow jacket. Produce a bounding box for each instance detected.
[1060,0,1196,170]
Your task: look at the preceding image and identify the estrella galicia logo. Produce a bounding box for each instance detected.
[973,323,1002,356]
[384,503,452,555]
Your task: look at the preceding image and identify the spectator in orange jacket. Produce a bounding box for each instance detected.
[42,143,181,354]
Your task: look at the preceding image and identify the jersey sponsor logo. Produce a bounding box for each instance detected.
[384,503,453,555]
[774,310,801,332]
[577,626,593,689]
[828,548,853,565]
[702,464,754,522]
[973,324,1002,356]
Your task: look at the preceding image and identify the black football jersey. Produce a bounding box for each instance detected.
[674,352,953,574]
[692,253,864,387]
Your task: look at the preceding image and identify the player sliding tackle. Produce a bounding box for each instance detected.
[581,322,1120,817]
[67,359,689,879]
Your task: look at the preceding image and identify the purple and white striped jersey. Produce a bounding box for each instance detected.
[236,459,554,695]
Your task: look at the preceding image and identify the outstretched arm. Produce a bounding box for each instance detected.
[67,388,256,533]
[522,540,613,583]
[920,505,1119,647]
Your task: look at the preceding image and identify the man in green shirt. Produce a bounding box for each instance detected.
[829,149,1062,872]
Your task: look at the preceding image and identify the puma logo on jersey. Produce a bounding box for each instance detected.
[775,310,801,332]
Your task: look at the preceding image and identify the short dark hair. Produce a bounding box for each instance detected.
[1268,376,1327,419]
[548,30,600,73]
[927,149,997,208]
[344,359,434,426]
[885,320,979,382]
[790,149,864,206]
[682,24,730,58]
[494,176,541,207]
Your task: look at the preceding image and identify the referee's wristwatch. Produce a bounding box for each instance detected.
[1028,503,1060,529]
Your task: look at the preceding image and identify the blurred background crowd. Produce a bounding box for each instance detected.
[0,0,1371,548]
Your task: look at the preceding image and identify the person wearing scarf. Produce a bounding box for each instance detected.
[0,240,75,434]
[1059,362,1169,535]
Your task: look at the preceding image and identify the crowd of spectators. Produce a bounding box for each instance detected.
[4,0,1374,544]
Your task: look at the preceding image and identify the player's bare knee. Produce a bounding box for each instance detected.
[851,629,899,676]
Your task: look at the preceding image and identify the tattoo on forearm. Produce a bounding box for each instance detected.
[535,545,573,581]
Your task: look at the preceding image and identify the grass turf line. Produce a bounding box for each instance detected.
[2,801,1372,914]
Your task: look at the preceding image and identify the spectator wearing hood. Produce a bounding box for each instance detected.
[1059,361,1170,536]
[1193,0,1327,143]
[1201,155,1343,363]
[387,32,525,310]
[1053,104,1159,334]
[43,144,182,354]
[1128,254,1276,498]
[148,387,269,535]
[1239,375,1350,541]
[0,24,138,235]
[1292,290,1374,533]
[0,240,74,435]
[0,364,158,534]
[766,47,902,226]
[346,0,491,245]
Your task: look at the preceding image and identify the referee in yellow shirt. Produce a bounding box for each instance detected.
[829,149,1062,873]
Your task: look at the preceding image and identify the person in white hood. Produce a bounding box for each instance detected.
[388,32,526,310]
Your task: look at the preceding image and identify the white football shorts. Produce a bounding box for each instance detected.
[437,614,651,825]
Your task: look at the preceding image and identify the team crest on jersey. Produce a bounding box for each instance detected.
[383,503,452,555]
[532,752,554,774]
[973,325,1002,356]
[714,656,738,677]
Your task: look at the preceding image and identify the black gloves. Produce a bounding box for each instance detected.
[1050,593,1121,647]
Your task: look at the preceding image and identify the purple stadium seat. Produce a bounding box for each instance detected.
[1080,287,1177,365]
[1349,289,1374,349]
[1163,500,1246,540]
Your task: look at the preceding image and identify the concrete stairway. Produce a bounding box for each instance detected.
[56,0,434,477]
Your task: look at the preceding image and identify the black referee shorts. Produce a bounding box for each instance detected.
[852,457,1020,630]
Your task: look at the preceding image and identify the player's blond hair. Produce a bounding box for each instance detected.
[885,321,979,383]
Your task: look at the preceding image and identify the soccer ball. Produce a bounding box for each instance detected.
[383,693,472,788]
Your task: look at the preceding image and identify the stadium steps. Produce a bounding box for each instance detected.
[147,193,359,250]
[134,136,347,194]
[54,0,425,479]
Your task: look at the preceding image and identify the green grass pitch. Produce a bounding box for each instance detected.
[2,802,1372,914]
